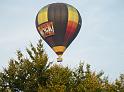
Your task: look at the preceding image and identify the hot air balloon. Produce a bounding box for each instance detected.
[35,3,82,62]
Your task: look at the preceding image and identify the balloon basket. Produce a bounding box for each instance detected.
[57,57,63,62]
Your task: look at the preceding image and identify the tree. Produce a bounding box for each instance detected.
[38,64,72,92]
[0,40,50,92]
[114,74,124,92]
[70,63,103,92]
[0,39,124,92]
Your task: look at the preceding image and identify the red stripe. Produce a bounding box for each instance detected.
[64,21,78,45]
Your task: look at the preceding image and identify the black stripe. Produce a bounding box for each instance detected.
[48,3,68,46]
[56,52,63,55]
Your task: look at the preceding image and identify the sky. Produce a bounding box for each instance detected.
[0,0,124,81]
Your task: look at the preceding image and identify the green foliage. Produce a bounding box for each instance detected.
[0,39,124,92]
[0,40,49,92]
[114,74,124,92]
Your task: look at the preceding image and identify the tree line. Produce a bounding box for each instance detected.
[0,40,124,92]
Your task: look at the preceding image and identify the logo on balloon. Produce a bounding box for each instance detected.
[38,22,55,38]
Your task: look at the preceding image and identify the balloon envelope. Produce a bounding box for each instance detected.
[36,3,82,61]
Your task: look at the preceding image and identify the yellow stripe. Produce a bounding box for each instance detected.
[68,5,79,24]
[37,6,48,25]
[52,46,66,53]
